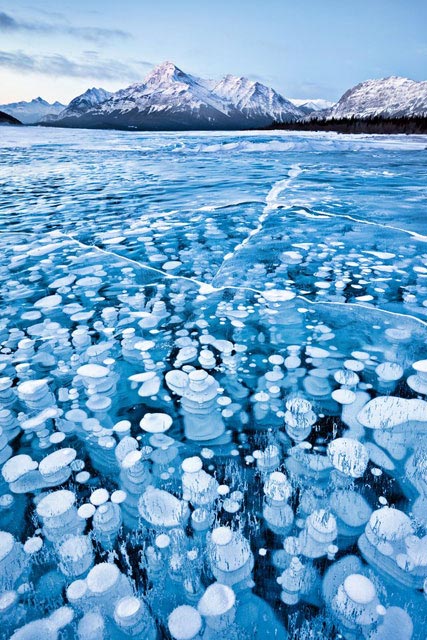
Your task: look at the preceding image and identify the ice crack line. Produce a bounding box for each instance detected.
[240,164,303,249]
[211,164,303,283]
[293,207,427,242]
[56,231,427,329]
[56,231,215,292]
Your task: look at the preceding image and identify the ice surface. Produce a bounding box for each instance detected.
[1,128,427,639]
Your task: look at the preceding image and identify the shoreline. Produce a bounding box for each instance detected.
[4,122,427,138]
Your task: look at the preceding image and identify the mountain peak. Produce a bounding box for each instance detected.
[66,87,112,112]
[144,61,188,85]
[82,87,110,98]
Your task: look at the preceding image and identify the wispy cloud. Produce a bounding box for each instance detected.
[0,10,131,43]
[0,50,152,81]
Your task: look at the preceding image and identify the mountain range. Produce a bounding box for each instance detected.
[41,62,303,130]
[0,97,65,124]
[1,64,426,132]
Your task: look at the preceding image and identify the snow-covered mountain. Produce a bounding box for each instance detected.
[97,64,231,119]
[311,77,427,120]
[46,62,303,131]
[0,97,65,124]
[290,98,335,115]
[63,87,112,114]
[43,88,112,123]
[213,75,302,121]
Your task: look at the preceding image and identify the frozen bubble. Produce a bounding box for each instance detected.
[49,432,66,445]
[358,396,427,429]
[87,563,119,594]
[344,359,365,372]
[37,490,75,519]
[77,612,105,639]
[90,488,109,506]
[334,369,359,386]
[0,531,14,561]
[140,413,172,433]
[155,534,170,549]
[332,389,356,405]
[413,359,427,374]
[24,536,43,554]
[34,293,62,309]
[0,590,17,612]
[122,450,142,469]
[182,456,203,473]
[223,499,240,513]
[217,485,230,496]
[67,579,87,603]
[39,448,76,477]
[211,526,233,546]
[375,362,403,381]
[115,595,142,624]
[168,606,202,640]
[77,364,109,379]
[113,420,131,436]
[367,506,413,543]
[18,379,49,398]
[262,289,296,302]
[343,574,376,604]
[327,438,369,478]
[76,471,90,484]
[198,582,235,617]
[139,487,188,528]
[2,455,38,483]
[78,503,96,519]
[111,490,127,504]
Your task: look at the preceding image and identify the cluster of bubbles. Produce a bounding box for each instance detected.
[0,221,426,639]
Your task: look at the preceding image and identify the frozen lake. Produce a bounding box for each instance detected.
[0,128,426,638]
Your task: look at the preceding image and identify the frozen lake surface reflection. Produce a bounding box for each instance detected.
[0,128,426,638]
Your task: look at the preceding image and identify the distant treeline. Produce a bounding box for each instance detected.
[266,115,427,135]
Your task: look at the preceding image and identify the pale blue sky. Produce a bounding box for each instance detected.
[0,0,426,104]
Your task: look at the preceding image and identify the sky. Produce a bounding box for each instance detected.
[0,0,426,105]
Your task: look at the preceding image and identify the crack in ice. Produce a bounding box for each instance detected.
[291,207,427,242]
[57,231,427,330]
[211,164,303,283]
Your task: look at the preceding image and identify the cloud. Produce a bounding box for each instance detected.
[0,50,152,81]
[0,10,131,43]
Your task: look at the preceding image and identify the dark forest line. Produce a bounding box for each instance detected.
[265,115,427,135]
